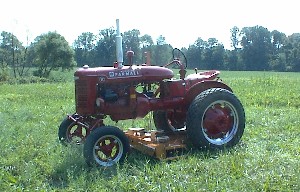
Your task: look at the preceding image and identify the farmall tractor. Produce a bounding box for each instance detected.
[58,20,245,167]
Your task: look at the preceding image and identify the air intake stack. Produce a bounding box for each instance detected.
[116,19,123,68]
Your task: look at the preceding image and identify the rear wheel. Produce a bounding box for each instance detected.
[83,126,130,167]
[153,110,185,132]
[186,88,245,149]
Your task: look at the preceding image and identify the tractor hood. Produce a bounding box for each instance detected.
[74,65,174,82]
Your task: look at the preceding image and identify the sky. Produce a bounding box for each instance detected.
[0,0,299,49]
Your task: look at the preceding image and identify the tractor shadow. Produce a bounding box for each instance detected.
[125,140,248,169]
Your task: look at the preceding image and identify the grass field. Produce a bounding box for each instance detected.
[0,70,299,191]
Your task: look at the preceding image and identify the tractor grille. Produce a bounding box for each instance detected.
[75,80,88,109]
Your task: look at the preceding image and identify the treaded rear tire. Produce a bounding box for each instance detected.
[186,88,245,149]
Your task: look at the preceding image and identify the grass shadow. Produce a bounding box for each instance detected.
[48,141,247,190]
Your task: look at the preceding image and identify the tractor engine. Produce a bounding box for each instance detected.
[95,82,151,121]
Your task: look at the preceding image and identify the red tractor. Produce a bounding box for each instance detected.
[58,20,245,167]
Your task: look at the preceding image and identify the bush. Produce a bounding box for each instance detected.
[6,76,49,84]
[0,67,10,82]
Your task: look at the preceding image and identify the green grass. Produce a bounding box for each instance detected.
[0,70,299,191]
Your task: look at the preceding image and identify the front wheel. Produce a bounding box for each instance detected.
[58,115,90,145]
[186,88,245,149]
[83,126,130,167]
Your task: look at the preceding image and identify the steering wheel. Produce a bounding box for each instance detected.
[164,48,187,69]
[172,48,187,69]
[163,48,187,79]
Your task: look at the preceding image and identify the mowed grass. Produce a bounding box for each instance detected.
[0,70,299,191]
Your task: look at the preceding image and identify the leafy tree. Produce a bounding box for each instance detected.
[0,31,29,78]
[268,30,287,71]
[0,47,9,81]
[153,35,173,66]
[224,49,244,70]
[271,30,286,53]
[203,38,225,70]
[122,29,141,64]
[73,32,97,67]
[227,26,241,70]
[186,38,206,69]
[284,33,300,71]
[230,26,240,50]
[140,34,154,47]
[140,34,154,64]
[30,31,76,77]
[240,26,272,70]
[95,28,116,66]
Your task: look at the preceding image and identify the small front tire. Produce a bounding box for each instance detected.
[58,115,90,145]
[83,126,130,167]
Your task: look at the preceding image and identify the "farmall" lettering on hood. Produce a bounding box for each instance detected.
[108,69,141,78]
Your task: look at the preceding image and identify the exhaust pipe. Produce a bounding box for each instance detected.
[116,19,123,68]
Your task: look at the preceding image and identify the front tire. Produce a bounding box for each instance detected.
[58,115,90,145]
[83,126,130,167]
[186,88,245,149]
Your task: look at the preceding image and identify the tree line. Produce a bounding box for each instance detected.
[1,25,300,80]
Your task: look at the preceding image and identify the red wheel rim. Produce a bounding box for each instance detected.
[67,122,90,144]
[93,135,123,166]
[202,100,238,145]
[166,111,186,130]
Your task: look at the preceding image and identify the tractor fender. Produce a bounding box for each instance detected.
[184,80,233,108]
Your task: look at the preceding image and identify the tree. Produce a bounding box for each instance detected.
[140,34,154,64]
[153,35,173,66]
[30,31,76,77]
[95,28,116,66]
[268,30,287,71]
[203,38,225,70]
[0,31,29,78]
[73,32,97,67]
[284,33,300,71]
[186,37,206,69]
[271,30,286,53]
[227,26,241,70]
[230,26,240,50]
[140,34,154,47]
[122,29,141,64]
[240,26,272,70]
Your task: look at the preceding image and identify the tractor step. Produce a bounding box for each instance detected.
[125,128,187,160]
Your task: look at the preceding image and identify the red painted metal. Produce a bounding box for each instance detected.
[97,136,120,160]
[73,64,227,121]
[75,65,173,83]
[203,104,233,138]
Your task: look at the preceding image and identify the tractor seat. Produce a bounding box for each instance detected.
[185,70,220,81]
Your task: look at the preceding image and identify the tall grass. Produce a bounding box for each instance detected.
[0,70,299,191]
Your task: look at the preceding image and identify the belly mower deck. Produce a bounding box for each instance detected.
[125,128,187,160]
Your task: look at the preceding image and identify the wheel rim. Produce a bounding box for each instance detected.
[66,122,89,144]
[202,100,238,145]
[93,135,124,167]
[166,111,186,130]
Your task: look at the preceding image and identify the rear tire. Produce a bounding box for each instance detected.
[83,126,130,167]
[186,88,245,149]
[153,110,185,132]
